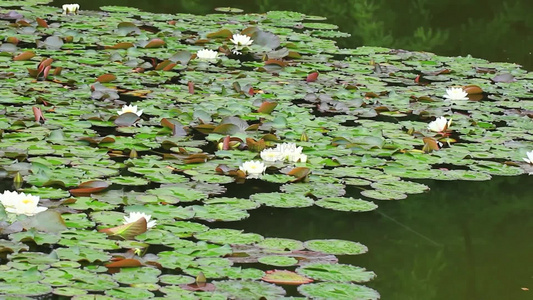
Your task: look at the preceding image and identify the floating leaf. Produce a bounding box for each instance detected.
[69,180,110,196]
[315,197,378,212]
[298,282,379,299]
[105,258,142,268]
[96,74,117,83]
[262,270,313,285]
[207,29,233,38]
[257,101,278,114]
[13,51,35,61]
[99,217,147,240]
[304,239,368,255]
[306,72,319,82]
[143,38,165,48]
[114,112,140,127]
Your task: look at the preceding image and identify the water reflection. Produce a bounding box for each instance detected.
[52,0,533,70]
[223,175,533,300]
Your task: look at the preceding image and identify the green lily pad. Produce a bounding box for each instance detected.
[250,192,314,208]
[315,197,378,212]
[304,239,368,255]
[297,262,376,282]
[298,282,380,299]
[258,255,299,267]
[194,229,263,245]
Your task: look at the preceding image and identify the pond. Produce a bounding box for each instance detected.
[51,0,533,71]
[0,0,531,299]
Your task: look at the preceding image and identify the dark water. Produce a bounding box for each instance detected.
[44,1,533,299]
[52,0,533,70]
[224,175,533,300]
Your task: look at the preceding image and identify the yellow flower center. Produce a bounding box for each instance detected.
[22,198,32,204]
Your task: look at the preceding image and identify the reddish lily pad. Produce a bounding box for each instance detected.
[69,180,110,196]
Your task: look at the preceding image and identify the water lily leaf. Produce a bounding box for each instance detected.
[257,101,278,114]
[9,228,61,245]
[361,189,408,200]
[306,72,319,82]
[0,283,52,296]
[117,22,140,35]
[256,238,305,251]
[258,255,299,267]
[99,217,147,240]
[262,270,313,285]
[214,7,243,13]
[69,180,109,196]
[42,36,63,50]
[213,123,241,135]
[280,183,345,199]
[114,113,140,127]
[492,73,516,83]
[195,229,263,245]
[143,38,165,48]
[13,50,35,61]
[106,42,135,49]
[315,197,378,212]
[20,210,67,233]
[109,176,149,186]
[287,167,311,182]
[244,27,280,49]
[250,192,314,208]
[192,205,249,222]
[214,280,285,299]
[52,287,88,297]
[298,282,380,299]
[96,74,117,83]
[105,258,142,268]
[463,85,483,94]
[105,287,154,299]
[207,29,233,38]
[55,246,111,263]
[304,239,368,255]
[36,17,48,28]
[22,187,69,199]
[297,262,376,283]
[169,50,192,65]
[112,267,160,284]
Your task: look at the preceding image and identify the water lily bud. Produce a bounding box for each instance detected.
[217,142,224,150]
[13,172,23,189]
[196,272,207,285]
[300,132,309,142]
[129,149,138,159]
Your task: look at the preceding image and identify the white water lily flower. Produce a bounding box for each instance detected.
[427,117,452,133]
[0,191,47,216]
[260,142,307,163]
[278,143,304,161]
[523,150,533,164]
[196,49,219,61]
[123,212,157,229]
[239,160,266,178]
[62,4,79,15]
[230,34,253,47]
[443,87,468,100]
[260,148,284,162]
[117,105,143,116]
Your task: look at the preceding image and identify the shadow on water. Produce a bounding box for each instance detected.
[221,175,533,300]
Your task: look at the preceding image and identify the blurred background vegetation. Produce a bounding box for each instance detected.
[53,0,532,70]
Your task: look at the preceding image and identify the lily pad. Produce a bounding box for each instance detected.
[304,239,368,255]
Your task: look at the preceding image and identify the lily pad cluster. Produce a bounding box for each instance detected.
[0,2,531,299]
